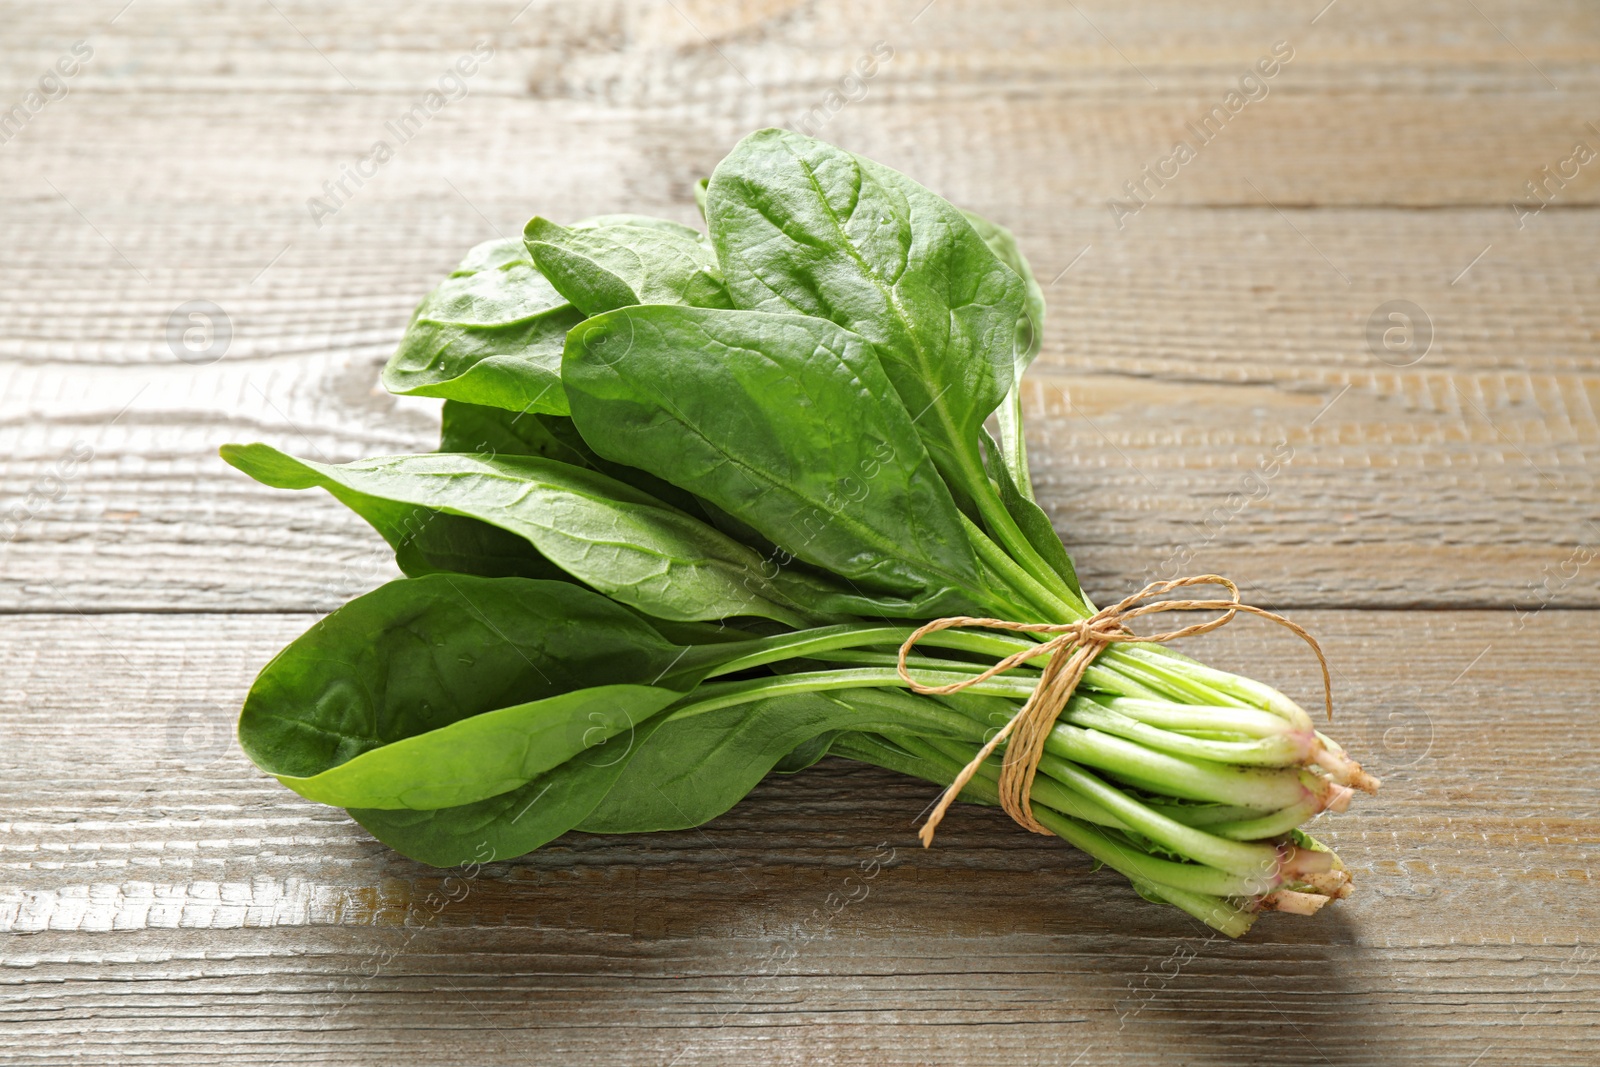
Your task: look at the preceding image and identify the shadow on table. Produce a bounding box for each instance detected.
[1076,904,1381,1064]
[325,761,1384,1064]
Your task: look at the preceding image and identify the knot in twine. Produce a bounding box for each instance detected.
[895,575,1332,848]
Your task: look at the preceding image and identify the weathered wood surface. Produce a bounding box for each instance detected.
[2,610,1597,1064]
[3,0,1598,1063]
[5,199,1600,611]
[5,2,1599,611]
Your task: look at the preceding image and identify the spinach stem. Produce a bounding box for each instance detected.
[970,475,1083,609]
[1044,722,1315,811]
[814,731,1271,936]
[1065,703,1313,768]
[1164,798,1324,842]
[933,691,1321,811]
[700,623,1048,679]
[686,665,1325,815]
[961,514,1078,621]
[672,667,1042,716]
[868,732,1279,900]
[664,671,992,741]
[1086,696,1293,739]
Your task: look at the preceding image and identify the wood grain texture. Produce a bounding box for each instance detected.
[3,1,1598,1062]
[1,206,1596,611]
[1,610,1597,1065]
[3,1,1597,612]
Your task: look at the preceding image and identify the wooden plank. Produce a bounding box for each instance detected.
[3,1,1597,1063]
[4,0,1598,99]
[8,86,1600,212]
[3,0,1596,615]
[2,7,1595,616]
[5,0,1600,214]
[1,608,1596,1063]
[2,204,1594,611]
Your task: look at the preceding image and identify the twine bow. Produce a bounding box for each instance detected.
[895,575,1332,848]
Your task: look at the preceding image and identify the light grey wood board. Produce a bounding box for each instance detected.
[0,608,1595,1064]
[3,1,1596,615]
[4,1,1599,108]
[8,94,1600,224]
[3,1,1598,1062]
[1,203,1595,612]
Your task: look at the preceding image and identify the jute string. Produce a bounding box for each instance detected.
[895,575,1332,848]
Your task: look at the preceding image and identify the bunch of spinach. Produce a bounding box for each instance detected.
[224,130,1375,936]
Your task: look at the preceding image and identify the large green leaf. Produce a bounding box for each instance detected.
[439,398,593,467]
[223,436,563,582]
[524,215,732,316]
[391,507,569,582]
[962,210,1045,377]
[351,686,985,865]
[383,238,583,414]
[561,305,985,609]
[963,208,1046,500]
[351,712,676,867]
[439,399,707,516]
[578,689,986,833]
[220,443,814,625]
[237,575,695,782]
[278,682,682,811]
[705,129,1025,509]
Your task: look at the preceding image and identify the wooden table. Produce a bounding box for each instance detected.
[3,2,1597,1063]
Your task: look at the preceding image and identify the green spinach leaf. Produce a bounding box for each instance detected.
[279,683,682,810]
[238,574,690,781]
[439,399,707,516]
[350,711,676,867]
[524,215,732,315]
[963,208,1046,499]
[562,305,985,609]
[392,508,569,581]
[440,399,592,467]
[705,128,1024,510]
[221,443,814,625]
[223,436,562,582]
[578,689,985,833]
[383,238,583,415]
